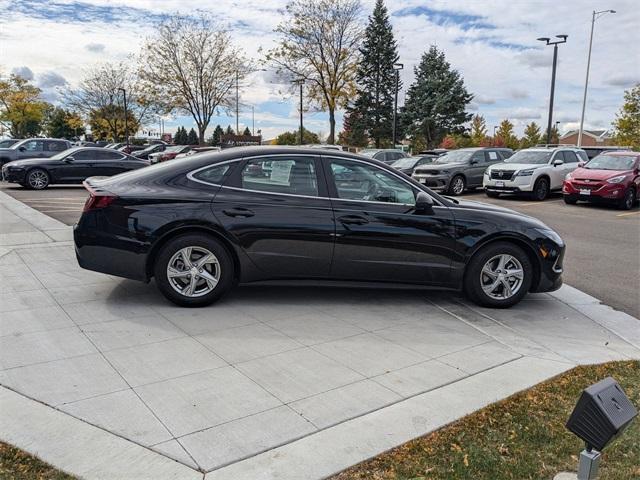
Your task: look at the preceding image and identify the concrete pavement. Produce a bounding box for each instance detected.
[1,189,639,480]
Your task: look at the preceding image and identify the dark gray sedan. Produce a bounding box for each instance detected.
[412,147,513,195]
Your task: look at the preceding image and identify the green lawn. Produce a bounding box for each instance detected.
[332,360,640,480]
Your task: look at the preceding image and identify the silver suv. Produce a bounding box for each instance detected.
[0,138,72,166]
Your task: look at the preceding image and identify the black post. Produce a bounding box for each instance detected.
[299,82,304,146]
[392,70,399,147]
[119,88,129,148]
[546,44,558,145]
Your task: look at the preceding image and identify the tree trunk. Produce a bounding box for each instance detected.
[198,126,206,146]
[328,108,336,145]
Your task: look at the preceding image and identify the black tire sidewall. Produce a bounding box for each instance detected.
[464,242,533,308]
[154,234,234,307]
[563,195,577,204]
[449,175,465,196]
[486,191,500,198]
[27,169,49,190]
[532,177,548,201]
[619,188,635,210]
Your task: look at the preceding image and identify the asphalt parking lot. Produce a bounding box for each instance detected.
[1,182,638,318]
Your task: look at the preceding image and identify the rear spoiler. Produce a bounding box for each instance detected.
[83,177,114,195]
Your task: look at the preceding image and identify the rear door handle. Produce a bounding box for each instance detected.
[338,214,369,225]
[223,207,255,218]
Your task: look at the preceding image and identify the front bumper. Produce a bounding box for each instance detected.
[529,233,565,293]
[563,180,626,201]
[1,167,26,183]
[484,175,534,193]
[412,173,451,191]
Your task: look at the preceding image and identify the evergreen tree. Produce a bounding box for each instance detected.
[542,126,560,145]
[521,121,542,148]
[470,114,488,146]
[347,0,399,148]
[338,108,368,147]
[225,125,235,135]
[496,119,518,149]
[242,126,251,136]
[208,124,224,145]
[612,83,640,149]
[187,127,199,144]
[402,46,473,149]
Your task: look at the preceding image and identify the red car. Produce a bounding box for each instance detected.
[563,151,639,210]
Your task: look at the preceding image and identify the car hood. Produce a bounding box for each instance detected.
[571,167,633,181]
[490,163,543,171]
[3,157,54,167]
[452,198,547,228]
[0,147,17,154]
[415,163,464,172]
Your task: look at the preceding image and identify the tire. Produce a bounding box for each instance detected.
[26,168,50,190]
[153,234,234,307]
[485,191,500,198]
[618,188,636,210]
[563,194,578,205]
[448,175,466,196]
[464,242,533,308]
[531,177,549,201]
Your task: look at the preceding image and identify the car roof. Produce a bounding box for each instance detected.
[601,150,639,156]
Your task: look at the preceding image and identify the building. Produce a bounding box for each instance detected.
[559,129,613,147]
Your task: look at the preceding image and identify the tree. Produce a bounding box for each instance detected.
[267,0,363,144]
[275,128,320,145]
[62,62,163,142]
[174,126,187,145]
[521,121,542,148]
[346,0,398,148]
[187,128,199,145]
[402,46,473,149]
[470,114,488,146]
[44,107,84,139]
[543,126,560,145]
[139,14,247,145]
[496,119,518,149]
[439,135,457,149]
[208,125,224,145]
[338,107,368,147]
[0,73,50,137]
[225,125,235,135]
[242,126,251,136]
[611,83,640,149]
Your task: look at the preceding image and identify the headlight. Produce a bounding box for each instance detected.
[484,170,490,177]
[516,169,535,177]
[535,228,564,246]
[607,175,627,184]
[565,172,573,181]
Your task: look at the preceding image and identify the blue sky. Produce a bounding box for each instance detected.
[1,0,638,140]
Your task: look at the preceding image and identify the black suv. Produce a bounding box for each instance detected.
[412,147,513,195]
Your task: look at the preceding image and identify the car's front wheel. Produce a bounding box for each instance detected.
[531,177,549,201]
[464,242,533,308]
[154,234,234,307]
[448,175,466,196]
[618,188,636,210]
[563,194,578,205]
[26,169,50,190]
[485,191,500,198]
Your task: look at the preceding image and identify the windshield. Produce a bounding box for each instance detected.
[49,147,79,160]
[585,154,637,171]
[164,146,185,153]
[0,139,18,148]
[138,146,157,153]
[504,150,553,165]
[392,157,418,169]
[359,149,379,157]
[434,150,473,164]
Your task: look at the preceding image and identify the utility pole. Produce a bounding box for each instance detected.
[537,35,568,145]
[392,63,403,148]
[118,88,128,147]
[235,70,239,135]
[578,9,615,147]
[292,79,305,145]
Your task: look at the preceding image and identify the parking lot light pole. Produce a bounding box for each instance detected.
[537,35,568,145]
[118,87,128,148]
[292,78,305,145]
[392,63,403,148]
[578,9,616,147]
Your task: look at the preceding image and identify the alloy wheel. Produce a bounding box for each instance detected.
[480,254,524,300]
[28,170,48,189]
[451,176,465,195]
[167,246,220,297]
[534,179,548,200]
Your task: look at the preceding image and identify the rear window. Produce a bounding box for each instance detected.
[192,164,231,184]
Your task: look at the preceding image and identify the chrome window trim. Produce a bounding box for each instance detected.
[186,153,441,208]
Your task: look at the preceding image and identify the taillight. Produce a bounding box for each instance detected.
[83,194,117,212]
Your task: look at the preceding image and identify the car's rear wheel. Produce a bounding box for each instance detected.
[154,234,234,307]
[618,188,635,210]
[448,175,466,196]
[464,242,533,308]
[485,191,500,198]
[26,169,50,190]
[531,177,549,201]
[563,194,578,205]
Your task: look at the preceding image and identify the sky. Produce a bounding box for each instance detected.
[1,0,638,141]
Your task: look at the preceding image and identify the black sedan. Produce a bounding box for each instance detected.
[1,147,149,189]
[74,147,565,308]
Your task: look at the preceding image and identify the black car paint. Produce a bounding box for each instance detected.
[1,148,149,185]
[74,147,564,294]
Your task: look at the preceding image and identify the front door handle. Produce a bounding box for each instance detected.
[223,207,255,218]
[338,214,369,225]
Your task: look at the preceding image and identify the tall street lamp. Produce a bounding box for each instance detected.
[493,125,497,146]
[578,9,616,147]
[392,63,403,148]
[537,34,568,145]
[292,78,305,145]
[117,87,128,148]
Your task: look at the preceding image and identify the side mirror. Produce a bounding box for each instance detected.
[577,161,586,168]
[469,159,478,165]
[64,156,75,163]
[415,191,434,214]
[18,146,26,151]
[553,159,564,167]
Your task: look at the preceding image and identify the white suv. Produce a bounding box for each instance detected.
[483,147,588,200]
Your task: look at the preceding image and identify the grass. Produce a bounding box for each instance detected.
[332,360,640,480]
[0,441,76,480]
